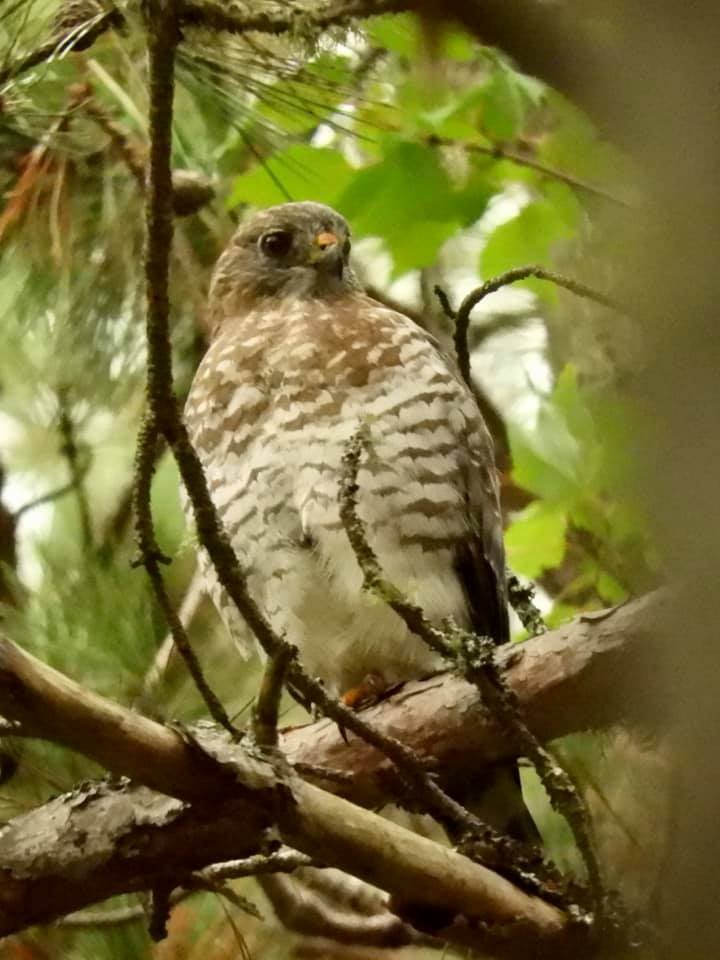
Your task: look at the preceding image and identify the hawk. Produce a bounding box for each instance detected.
[185,201,533,836]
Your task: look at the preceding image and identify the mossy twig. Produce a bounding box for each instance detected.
[508,575,546,637]
[339,426,603,917]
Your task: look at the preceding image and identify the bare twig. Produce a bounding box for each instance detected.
[60,852,306,929]
[60,904,147,928]
[432,284,455,323]
[338,426,467,666]
[448,623,604,918]
[427,135,634,208]
[436,267,623,387]
[140,565,206,704]
[291,761,355,787]
[200,848,313,883]
[339,427,602,916]
[100,438,166,554]
[133,418,238,737]
[149,880,173,941]
[13,476,88,521]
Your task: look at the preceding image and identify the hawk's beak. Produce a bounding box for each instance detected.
[309,230,343,277]
[314,230,339,251]
[309,231,340,264]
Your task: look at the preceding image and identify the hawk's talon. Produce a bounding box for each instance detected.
[341,671,390,710]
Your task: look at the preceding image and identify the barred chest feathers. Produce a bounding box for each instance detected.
[185,291,501,697]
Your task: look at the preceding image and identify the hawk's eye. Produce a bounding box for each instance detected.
[260,229,293,258]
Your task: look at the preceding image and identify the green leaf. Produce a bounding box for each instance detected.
[440,29,477,63]
[366,14,420,56]
[481,197,575,285]
[368,14,476,62]
[227,145,355,209]
[337,141,461,273]
[539,91,633,185]
[596,571,627,604]
[509,406,581,502]
[505,502,568,577]
[552,364,596,446]
[481,66,525,142]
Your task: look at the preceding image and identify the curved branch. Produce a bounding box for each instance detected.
[441,267,623,387]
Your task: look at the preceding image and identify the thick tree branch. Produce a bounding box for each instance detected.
[0,593,664,944]
[285,592,667,806]
[0,634,573,953]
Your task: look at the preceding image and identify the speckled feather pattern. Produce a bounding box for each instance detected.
[185,291,505,696]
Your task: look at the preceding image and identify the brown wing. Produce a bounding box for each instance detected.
[456,423,510,645]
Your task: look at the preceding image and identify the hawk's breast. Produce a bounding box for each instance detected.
[185,293,497,693]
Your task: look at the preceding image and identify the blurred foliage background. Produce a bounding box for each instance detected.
[0,2,665,957]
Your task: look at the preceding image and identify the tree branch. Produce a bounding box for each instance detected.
[436,267,623,388]
[284,592,667,806]
[0,632,569,953]
[0,592,665,945]
[178,0,406,36]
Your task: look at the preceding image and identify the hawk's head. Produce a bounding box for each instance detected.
[211,202,360,313]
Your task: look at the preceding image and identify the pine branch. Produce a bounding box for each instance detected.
[0,7,123,87]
